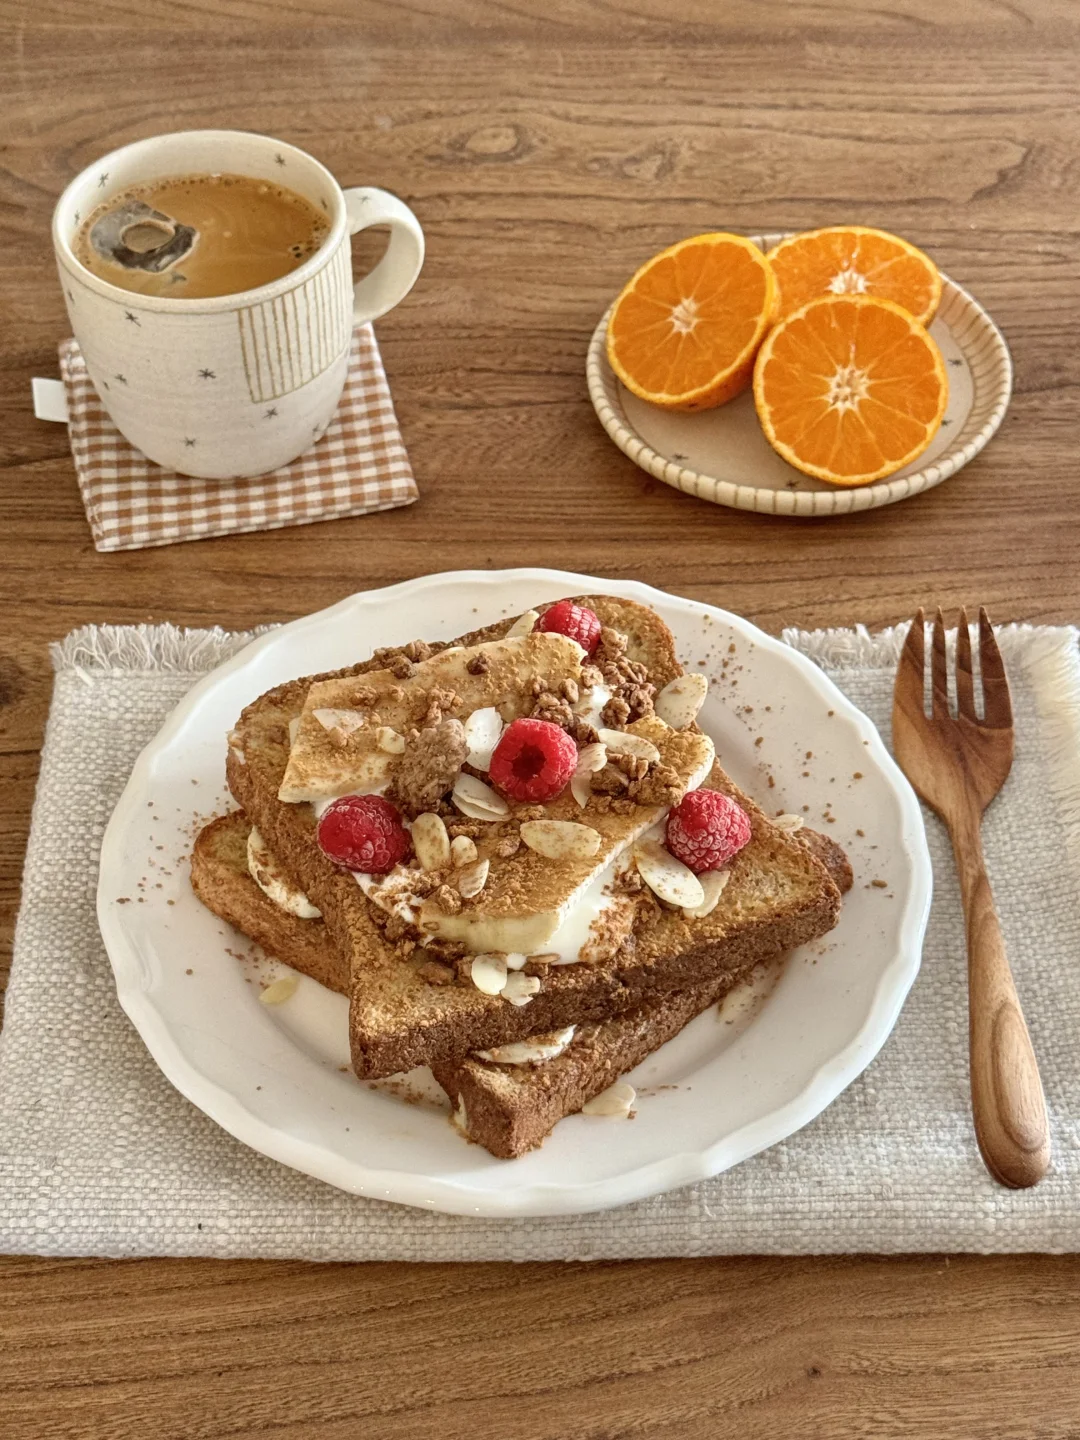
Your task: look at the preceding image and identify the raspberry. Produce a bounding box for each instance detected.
[317,794,412,874]
[534,600,602,656]
[488,717,578,803]
[666,789,751,874]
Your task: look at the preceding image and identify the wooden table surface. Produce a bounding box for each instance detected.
[3,1,1079,1434]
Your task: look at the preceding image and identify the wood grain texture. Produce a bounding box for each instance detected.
[2,0,1080,1433]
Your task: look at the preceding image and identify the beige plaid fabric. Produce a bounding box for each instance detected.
[58,326,417,552]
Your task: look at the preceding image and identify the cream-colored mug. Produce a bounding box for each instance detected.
[52,130,424,479]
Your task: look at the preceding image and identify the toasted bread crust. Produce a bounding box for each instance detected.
[224,597,841,1077]
[191,811,851,1159]
[431,977,750,1159]
[191,815,350,995]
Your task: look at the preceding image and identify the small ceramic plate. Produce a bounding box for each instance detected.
[98,570,932,1217]
[587,233,1012,516]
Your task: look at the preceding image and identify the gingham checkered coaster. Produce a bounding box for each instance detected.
[58,325,418,552]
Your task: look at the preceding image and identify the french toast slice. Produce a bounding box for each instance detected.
[190,811,852,1158]
[225,596,842,1077]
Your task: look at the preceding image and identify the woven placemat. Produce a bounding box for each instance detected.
[58,325,417,551]
[2,621,1079,1259]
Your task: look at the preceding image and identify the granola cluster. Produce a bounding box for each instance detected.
[371,637,435,681]
[592,627,656,723]
[388,717,468,818]
[593,755,683,807]
[528,675,578,730]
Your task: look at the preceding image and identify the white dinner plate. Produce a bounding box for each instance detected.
[587,232,1012,516]
[98,569,932,1217]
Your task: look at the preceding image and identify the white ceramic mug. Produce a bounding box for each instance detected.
[52,130,424,479]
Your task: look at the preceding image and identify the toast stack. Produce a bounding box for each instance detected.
[191,595,850,1157]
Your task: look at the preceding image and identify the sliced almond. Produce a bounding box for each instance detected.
[450,1095,469,1137]
[582,1081,636,1117]
[634,839,705,909]
[654,672,709,730]
[520,819,602,861]
[452,772,510,820]
[504,952,528,971]
[773,813,805,833]
[506,609,540,637]
[569,740,608,808]
[470,953,508,995]
[463,706,504,771]
[312,707,365,736]
[453,796,501,822]
[259,974,299,1006]
[570,772,593,809]
[576,741,608,774]
[475,1026,575,1064]
[450,835,478,868]
[598,728,662,763]
[683,867,731,919]
[502,971,541,1007]
[456,857,490,899]
[376,725,406,755]
[412,812,451,871]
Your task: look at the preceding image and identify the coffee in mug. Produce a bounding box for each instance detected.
[73,172,330,299]
[53,130,425,479]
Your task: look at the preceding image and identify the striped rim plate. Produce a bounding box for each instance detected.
[586,233,1012,517]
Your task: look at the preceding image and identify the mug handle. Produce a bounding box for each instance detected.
[342,186,424,325]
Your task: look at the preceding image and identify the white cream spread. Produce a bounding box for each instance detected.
[540,859,624,964]
[475,1026,576,1065]
[574,682,611,731]
[247,827,322,919]
[450,1095,469,1137]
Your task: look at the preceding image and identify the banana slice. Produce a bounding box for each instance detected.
[279,631,584,803]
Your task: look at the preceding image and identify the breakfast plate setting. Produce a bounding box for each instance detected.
[97,569,932,1218]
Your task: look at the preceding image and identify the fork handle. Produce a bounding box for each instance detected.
[949,802,1050,1188]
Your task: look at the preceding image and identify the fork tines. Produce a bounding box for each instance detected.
[901,607,1012,727]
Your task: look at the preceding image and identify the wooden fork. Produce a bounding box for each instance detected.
[892,607,1050,1188]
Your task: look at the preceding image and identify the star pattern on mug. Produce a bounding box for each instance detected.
[73,211,80,226]
[275,153,286,167]
[124,311,141,326]
[949,358,963,368]
[114,374,128,385]
[264,407,279,419]
[98,172,109,187]
[184,437,197,448]
[66,289,75,302]
[198,368,216,380]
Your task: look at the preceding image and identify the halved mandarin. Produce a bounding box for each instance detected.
[767,226,942,327]
[753,294,948,487]
[606,233,777,411]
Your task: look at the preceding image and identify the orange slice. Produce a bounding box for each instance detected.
[767,226,942,327]
[753,295,948,487]
[606,233,777,411]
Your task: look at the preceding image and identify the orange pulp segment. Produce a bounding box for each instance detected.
[766,226,942,328]
[606,233,777,411]
[753,294,948,487]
